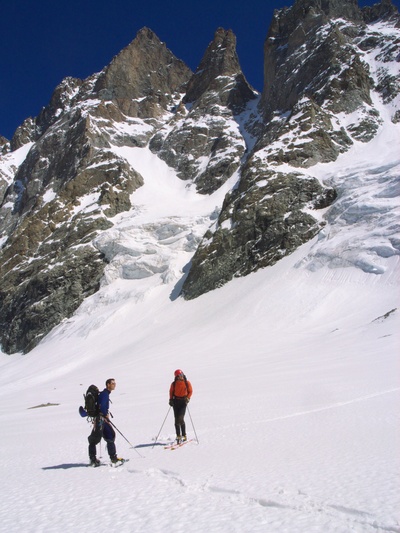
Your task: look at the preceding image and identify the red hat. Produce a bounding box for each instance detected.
[174,369,183,377]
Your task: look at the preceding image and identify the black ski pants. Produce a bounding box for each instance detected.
[172,398,187,437]
[88,416,116,459]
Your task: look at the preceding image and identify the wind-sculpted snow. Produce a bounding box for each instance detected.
[295,103,400,275]
[93,218,205,285]
[81,143,230,308]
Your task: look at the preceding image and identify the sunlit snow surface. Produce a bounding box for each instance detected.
[0,241,398,532]
[0,21,400,533]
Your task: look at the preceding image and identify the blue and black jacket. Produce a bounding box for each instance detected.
[98,388,111,417]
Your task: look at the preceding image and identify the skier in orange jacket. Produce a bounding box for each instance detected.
[169,369,193,444]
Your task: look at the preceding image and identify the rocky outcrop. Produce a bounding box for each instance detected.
[183,28,256,110]
[253,0,400,156]
[11,118,38,151]
[182,165,336,299]
[261,0,372,119]
[149,28,257,194]
[0,136,9,155]
[94,27,192,119]
[0,246,106,354]
[35,77,84,136]
[362,0,399,24]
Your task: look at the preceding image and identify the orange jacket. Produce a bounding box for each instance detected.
[170,378,193,399]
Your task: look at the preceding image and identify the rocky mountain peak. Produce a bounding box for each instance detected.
[184,27,254,107]
[267,0,362,46]
[149,27,257,194]
[362,0,399,23]
[258,0,396,124]
[293,0,363,22]
[94,27,192,118]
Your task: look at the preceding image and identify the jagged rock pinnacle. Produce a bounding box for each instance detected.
[184,27,254,106]
[94,27,192,118]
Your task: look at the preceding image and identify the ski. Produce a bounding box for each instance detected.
[164,438,194,450]
[88,458,129,468]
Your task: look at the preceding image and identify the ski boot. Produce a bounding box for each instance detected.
[90,457,101,467]
[110,455,125,465]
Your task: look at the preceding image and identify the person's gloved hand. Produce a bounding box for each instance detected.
[185,397,190,404]
[169,399,173,406]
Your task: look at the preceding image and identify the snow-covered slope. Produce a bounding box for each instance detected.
[0,246,398,532]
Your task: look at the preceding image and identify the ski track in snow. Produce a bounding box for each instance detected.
[217,387,400,429]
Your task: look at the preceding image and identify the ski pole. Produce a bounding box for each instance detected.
[152,406,171,449]
[107,419,144,458]
[187,406,199,444]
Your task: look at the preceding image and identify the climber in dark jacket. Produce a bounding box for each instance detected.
[88,378,122,466]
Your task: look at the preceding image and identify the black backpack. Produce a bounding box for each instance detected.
[84,385,100,418]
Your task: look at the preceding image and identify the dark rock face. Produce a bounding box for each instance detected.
[11,118,39,151]
[261,0,370,120]
[0,247,106,353]
[94,27,192,119]
[149,28,257,194]
[362,0,399,24]
[182,167,336,299]
[257,0,400,152]
[183,28,256,110]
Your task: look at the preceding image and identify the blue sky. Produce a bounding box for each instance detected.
[1,0,399,139]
